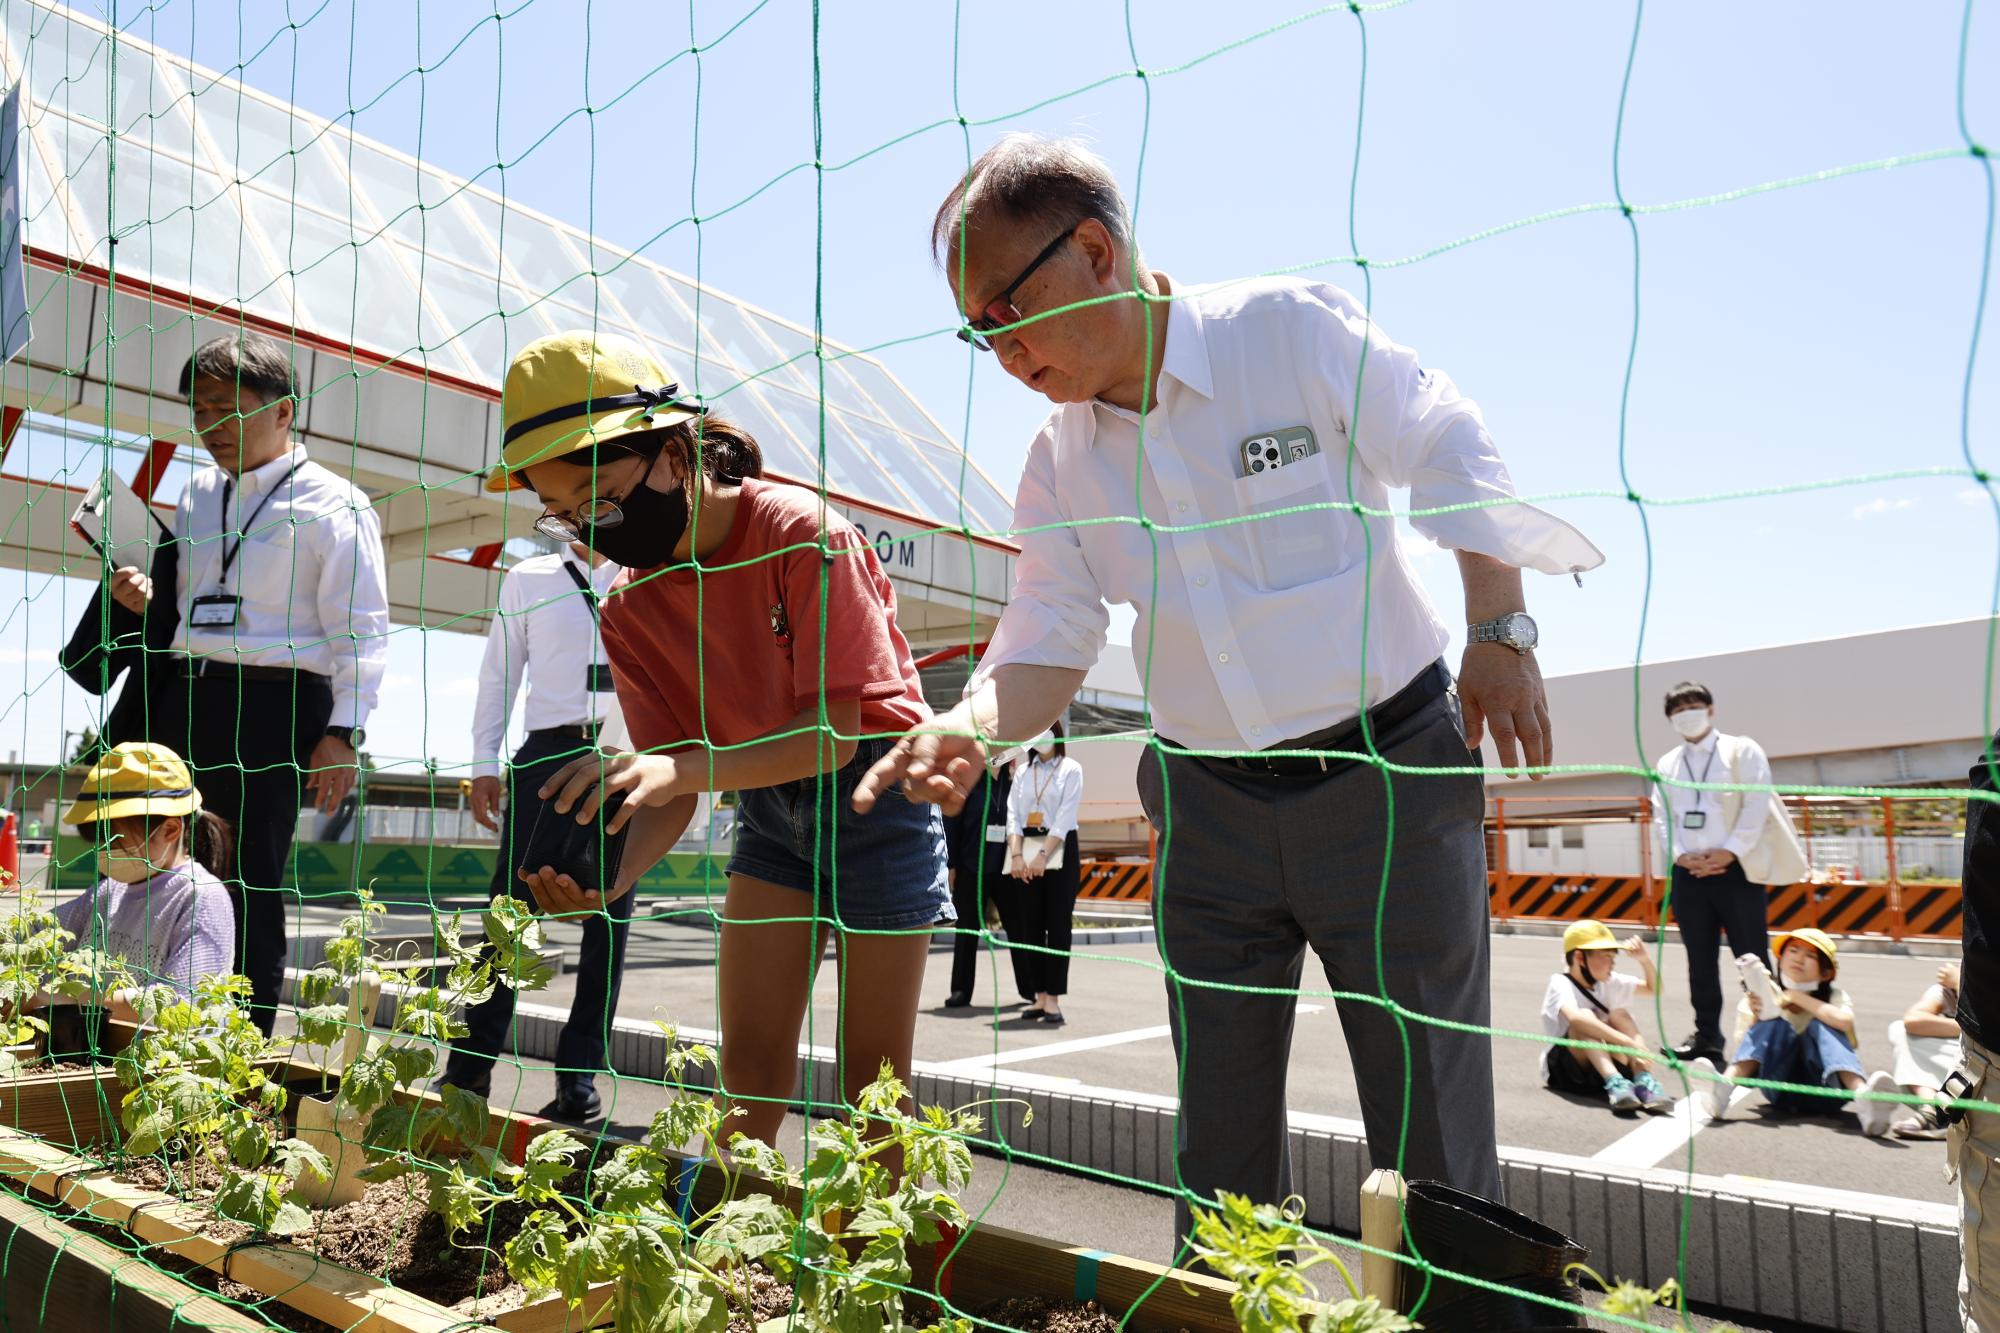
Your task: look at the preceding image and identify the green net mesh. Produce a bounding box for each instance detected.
[0,1,1989,1330]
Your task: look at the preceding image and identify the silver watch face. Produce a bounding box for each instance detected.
[1506,612,1539,651]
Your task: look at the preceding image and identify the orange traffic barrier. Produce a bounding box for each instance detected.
[1079,860,1153,902]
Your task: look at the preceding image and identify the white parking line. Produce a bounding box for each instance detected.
[1589,1084,1760,1169]
[929,1024,1175,1073]
[929,1003,1323,1075]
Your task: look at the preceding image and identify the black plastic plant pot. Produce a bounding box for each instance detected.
[1399,1178,1590,1331]
[45,1004,112,1066]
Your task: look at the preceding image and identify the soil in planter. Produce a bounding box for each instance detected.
[965,1296,1189,1333]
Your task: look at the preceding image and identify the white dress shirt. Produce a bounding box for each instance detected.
[972,277,1604,753]
[470,551,624,779]
[1651,729,1773,861]
[1006,754,1085,841]
[169,446,389,729]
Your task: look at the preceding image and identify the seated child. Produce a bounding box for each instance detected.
[54,742,236,1020]
[1882,960,1962,1140]
[1540,919,1675,1114]
[1695,927,1896,1135]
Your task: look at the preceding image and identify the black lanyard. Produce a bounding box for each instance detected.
[561,558,601,622]
[1680,741,1718,812]
[218,462,303,586]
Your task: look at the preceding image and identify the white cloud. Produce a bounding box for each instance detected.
[1850,496,1916,520]
[0,648,55,664]
[1960,486,1994,508]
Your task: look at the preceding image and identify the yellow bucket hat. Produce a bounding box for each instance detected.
[63,742,201,825]
[484,331,704,493]
[1772,927,1839,972]
[1561,920,1622,953]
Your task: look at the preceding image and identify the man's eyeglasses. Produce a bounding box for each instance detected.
[534,452,650,544]
[956,224,1079,352]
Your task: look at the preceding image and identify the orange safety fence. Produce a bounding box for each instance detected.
[1488,793,1964,943]
[1080,792,1968,941]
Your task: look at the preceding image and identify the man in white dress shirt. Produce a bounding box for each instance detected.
[440,540,628,1122]
[1650,681,1775,1066]
[856,135,1604,1241]
[107,332,389,1034]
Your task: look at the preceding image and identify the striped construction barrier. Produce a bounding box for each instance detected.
[1491,874,1657,928]
[1489,871,1962,942]
[1078,860,1154,902]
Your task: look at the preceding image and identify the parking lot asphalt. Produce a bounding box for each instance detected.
[511,905,1955,1209]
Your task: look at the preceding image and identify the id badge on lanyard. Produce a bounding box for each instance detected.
[189,594,242,628]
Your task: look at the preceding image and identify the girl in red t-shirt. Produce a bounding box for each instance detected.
[488,332,952,1146]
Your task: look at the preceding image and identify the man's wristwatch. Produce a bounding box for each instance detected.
[1467,611,1538,654]
[325,726,365,748]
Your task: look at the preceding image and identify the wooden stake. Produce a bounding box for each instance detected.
[1359,1168,1407,1309]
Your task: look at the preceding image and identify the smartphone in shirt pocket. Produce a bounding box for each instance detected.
[1232,427,1352,591]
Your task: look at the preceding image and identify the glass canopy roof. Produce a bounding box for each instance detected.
[0,0,1013,534]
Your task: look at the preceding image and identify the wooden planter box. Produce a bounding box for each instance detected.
[0,1059,1239,1333]
[0,1019,142,1147]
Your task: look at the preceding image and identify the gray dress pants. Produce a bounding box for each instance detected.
[1137,686,1502,1250]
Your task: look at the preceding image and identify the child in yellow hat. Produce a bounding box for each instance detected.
[58,742,237,1017]
[1695,928,1897,1134]
[1541,919,1675,1114]
[486,332,951,1134]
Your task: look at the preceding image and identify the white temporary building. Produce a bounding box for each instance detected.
[0,0,1015,646]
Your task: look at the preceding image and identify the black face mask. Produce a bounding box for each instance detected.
[585,476,691,568]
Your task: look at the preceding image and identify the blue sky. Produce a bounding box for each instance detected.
[1,0,1996,777]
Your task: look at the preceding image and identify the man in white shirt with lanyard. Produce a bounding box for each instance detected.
[441,540,628,1122]
[1650,681,1775,1066]
[856,135,1604,1242]
[107,332,389,1035]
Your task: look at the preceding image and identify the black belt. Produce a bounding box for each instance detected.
[528,723,602,743]
[179,658,329,686]
[1170,659,1452,781]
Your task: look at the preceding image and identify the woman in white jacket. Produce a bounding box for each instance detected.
[1005,722,1086,1026]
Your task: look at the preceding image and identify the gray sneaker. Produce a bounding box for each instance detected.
[1604,1073,1642,1112]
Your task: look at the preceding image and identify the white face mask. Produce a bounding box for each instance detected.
[95,824,177,884]
[1669,708,1712,740]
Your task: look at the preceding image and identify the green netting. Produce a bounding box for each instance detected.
[0,1,1988,1332]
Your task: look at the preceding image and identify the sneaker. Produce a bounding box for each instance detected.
[1854,1070,1898,1138]
[1737,954,1782,1017]
[1891,1102,1949,1140]
[1693,1057,1733,1121]
[1604,1074,1642,1111]
[1631,1071,1676,1115]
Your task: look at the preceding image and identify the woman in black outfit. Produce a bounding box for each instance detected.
[1004,723,1086,1026]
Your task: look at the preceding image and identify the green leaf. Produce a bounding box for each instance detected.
[435,1081,491,1148]
[504,1209,571,1295]
[213,1171,285,1233]
[222,1111,271,1170]
[694,1193,797,1269]
[340,1046,399,1117]
[272,1137,332,1186]
[510,1128,581,1204]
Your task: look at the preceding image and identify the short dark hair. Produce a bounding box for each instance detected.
[1032,718,1067,761]
[1663,681,1713,717]
[930,134,1133,269]
[178,332,298,405]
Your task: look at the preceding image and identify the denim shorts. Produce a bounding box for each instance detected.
[726,736,953,931]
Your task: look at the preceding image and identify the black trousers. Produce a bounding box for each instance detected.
[949,856,1036,1002]
[159,670,333,1036]
[995,830,1081,997]
[447,729,634,1088]
[1670,860,1771,1047]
